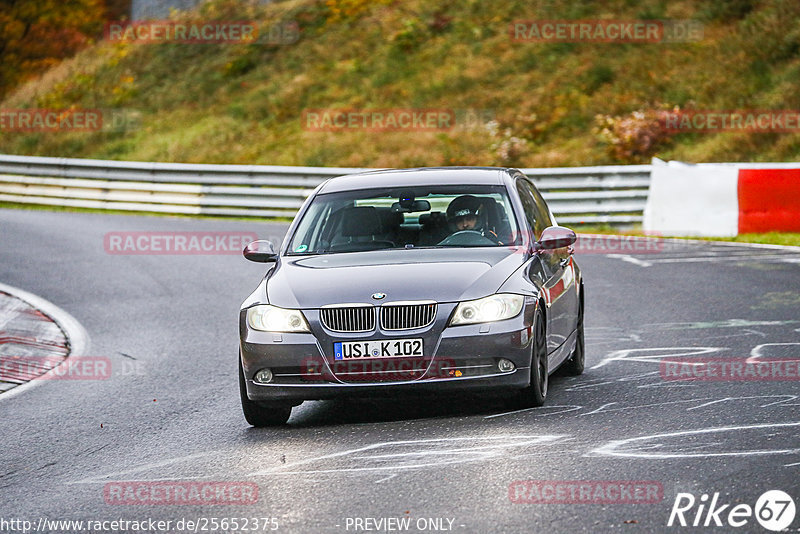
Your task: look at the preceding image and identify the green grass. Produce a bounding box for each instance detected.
[687,232,800,247]
[0,0,799,167]
[577,225,800,247]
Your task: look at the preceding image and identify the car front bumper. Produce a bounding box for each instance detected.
[239,301,537,402]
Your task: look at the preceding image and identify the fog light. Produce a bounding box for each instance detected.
[254,368,274,384]
[497,359,515,373]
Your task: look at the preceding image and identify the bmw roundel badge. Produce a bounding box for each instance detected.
[372,292,386,300]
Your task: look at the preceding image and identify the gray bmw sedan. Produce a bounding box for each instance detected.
[239,167,584,426]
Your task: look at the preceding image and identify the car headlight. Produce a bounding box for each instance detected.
[449,294,524,326]
[247,305,310,333]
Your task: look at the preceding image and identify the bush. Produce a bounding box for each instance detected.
[485,120,529,166]
[595,110,671,163]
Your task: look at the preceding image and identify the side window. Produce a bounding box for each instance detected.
[524,179,553,231]
[515,179,543,239]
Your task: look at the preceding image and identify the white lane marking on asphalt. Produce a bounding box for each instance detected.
[669,330,768,342]
[585,327,626,334]
[784,461,800,467]
[374,474,397,483]
[639,251,757,259]
[484,405,582,419]
[742,329,767,338]
[759,395,800,408]
[592,397,713,414]
[616,371,661,382]
[580,397,755,416]
[590,346,723,370]
[589,422,800,459]
[639,318,800,330]
[495,395,800,421]
[700,240,800,252]
[683,395,798,411]
[686,398,733,411]
[563,379,617,391]
[70,452,216,484]
[613,255,652,267]
[584,326,642,346]
[632,380,695,391]
[247,435,568,475]
[632,254,800,264]
[580,402,617,416]
[564,371,660,391]
[584,328,642,340]
[747,342,800,362]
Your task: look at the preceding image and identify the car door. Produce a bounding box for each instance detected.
[515,178,564,355]
[516,178,576,356]
[527,180,580,346]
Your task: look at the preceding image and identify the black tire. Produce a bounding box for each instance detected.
[516,306,548,407]
[563,295,585,376]
[239,358,292,427]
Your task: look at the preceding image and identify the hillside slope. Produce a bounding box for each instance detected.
[1,0,799,167]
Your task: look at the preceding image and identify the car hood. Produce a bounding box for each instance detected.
[266,247,528,308]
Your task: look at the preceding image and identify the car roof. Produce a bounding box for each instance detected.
[317,167,517,194]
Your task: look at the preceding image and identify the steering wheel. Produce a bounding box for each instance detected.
[437,230,496,246]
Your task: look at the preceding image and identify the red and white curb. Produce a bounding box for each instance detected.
[0,282,89,399]
[644,160,800,237]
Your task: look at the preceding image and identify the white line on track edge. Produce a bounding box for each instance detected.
[0,281,90,401]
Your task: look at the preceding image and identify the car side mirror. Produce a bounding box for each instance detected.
[536,226,577,250]
[243,240,277,263]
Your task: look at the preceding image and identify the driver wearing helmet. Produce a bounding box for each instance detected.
[446,195,502,243]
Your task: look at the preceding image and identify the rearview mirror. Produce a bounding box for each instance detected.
[391,199,431,213]
[243,240,277,263]
[536,226,577,250]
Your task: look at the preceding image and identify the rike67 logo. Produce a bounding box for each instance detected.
[668,490,795,531]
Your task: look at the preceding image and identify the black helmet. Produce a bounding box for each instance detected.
[446,195,482,222]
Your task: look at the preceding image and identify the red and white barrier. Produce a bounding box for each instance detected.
[644,160,800,236]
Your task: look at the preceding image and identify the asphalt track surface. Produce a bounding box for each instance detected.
[1,208,799,534]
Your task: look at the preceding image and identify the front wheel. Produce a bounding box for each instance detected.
[515,306,548,407]
[239,358,292,426]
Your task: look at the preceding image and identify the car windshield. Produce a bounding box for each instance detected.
[287,185,521,254]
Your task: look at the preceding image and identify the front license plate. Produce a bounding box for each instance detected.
[334,338,423,360]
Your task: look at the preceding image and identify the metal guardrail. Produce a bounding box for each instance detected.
[0,155,651,225]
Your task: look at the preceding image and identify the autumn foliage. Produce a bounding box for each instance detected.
[0,0,128,99]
